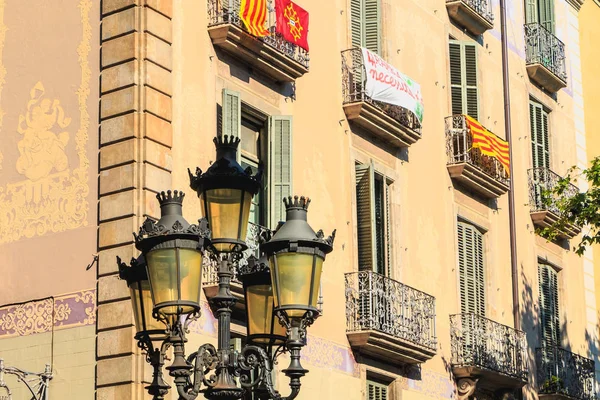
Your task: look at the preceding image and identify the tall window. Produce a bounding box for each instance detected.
[221,89,293,229]
[449,41,479,120]
[457,221,485,316]
[355,163,392,276]
[350,0,381,54]
[530,100,550,170]
[538,263,560,346]
[526,0,555,33]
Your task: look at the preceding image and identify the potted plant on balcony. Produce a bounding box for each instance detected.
[541,375,564,393]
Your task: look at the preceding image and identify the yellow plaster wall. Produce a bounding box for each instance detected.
[0,326,95,399]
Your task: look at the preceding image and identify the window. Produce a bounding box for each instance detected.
[538,263,560,346]
[457,221,485,316]
[526,0,555,33]
[355,163,391,276]
[221,89,293,229]
[529,100,550,170]
[449,41,479,120]
[350,0,381,54]
[366,378,388,400]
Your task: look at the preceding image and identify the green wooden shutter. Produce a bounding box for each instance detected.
[350,0,380,54]
[538,264,560,347]
[449,42,463,116]
[222,89,241,162]
[526,0,539,23]
[449,41,479,119]
[539,0,555,33]
[355,163,376,272]
[268,116,292,230]
[350,0,363,48]
[367,380,388,400]
[530,101,550,170]
[364,0,381,54]
[458,221,485,316]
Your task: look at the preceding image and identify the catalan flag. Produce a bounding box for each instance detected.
[465,115,511,176]
[240,0,270,37]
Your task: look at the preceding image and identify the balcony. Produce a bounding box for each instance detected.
[525,23,567,93]
[528,168,581,239]
[450,313,528,397]
[344,271,437,364]
[341,48,422,148]
[445,115,510,198]
[207,0,309,82]
[446,0,494,36]
[536,346,596,400]
[202,223,271,315]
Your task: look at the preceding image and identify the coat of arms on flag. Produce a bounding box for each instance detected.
[240,0,270,37]
[275,0,309,51]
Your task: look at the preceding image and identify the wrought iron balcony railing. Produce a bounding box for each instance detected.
[341,48,422,136]
[445,115,510,187]
[528,167,578,214]
[446,0,494,26]
[450,313,528,381]
[207,0,309,69]
[536,346,596,400]
[345,271,437,351]
[525,23,567,83]
[202,222,271,286]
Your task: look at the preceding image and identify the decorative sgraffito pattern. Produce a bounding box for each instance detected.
[0,289,96,337]
[0,0,91,244]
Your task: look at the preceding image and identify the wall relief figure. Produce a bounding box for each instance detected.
[16,82,71,181]
[0,0,92,244]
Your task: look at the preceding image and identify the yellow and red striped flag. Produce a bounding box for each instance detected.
[465,115,511,176]
[240,0,270,37]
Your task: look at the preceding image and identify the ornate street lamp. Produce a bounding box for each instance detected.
[122,135,334,400]
[189,135,262,253]
[238,256,287,347]
[134,190,208,320]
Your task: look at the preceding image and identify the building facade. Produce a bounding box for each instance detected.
[0,0,597,399]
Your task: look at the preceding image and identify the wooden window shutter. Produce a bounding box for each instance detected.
[457,221,485,316]
[364,0,381,54]
[539,0,555,33]
[222,89,241,162]
[449,41,463,116]
[530,101,550,170]
[350,0,363,48]
[355,163,376,272]
[464,44,479,120]
[526,0,539,23]
[449,41,479,119]
[538,264,560,347]
[268,116,293,230]
[367,380,388,400]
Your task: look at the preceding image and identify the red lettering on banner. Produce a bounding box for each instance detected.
[367,64,417,100]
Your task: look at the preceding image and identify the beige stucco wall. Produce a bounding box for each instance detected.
[580,0,600,385]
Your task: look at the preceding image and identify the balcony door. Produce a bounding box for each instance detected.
[526,0,555,33]
[538,263,561,377]
[457,221,486,363]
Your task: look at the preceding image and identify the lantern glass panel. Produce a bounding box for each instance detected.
[200,188,252,252]
[246,284,287,342]
[130,280,164,333]
[146,248,202,315]
[270,253,323,318]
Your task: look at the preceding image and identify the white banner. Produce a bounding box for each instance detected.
[361,48,424,124]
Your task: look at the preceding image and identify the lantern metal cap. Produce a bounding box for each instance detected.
[261,195,336,257]
[188,135,263,196]
[117,255,147,287]
[134,190,209,253]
